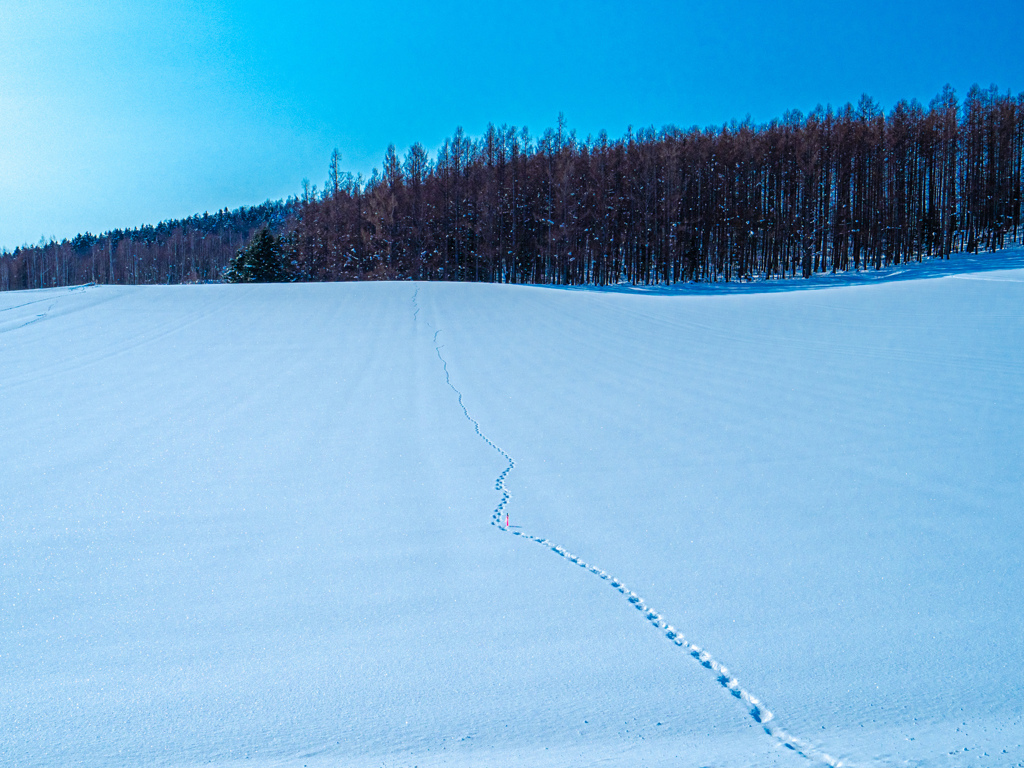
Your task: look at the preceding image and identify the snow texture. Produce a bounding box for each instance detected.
[2,249,1023,768]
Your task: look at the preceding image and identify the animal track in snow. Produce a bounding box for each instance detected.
[0,295,58,314]
[420,289,846,767]
[0,283,93,334]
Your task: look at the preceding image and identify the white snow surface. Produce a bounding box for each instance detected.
[2,250,1023,768]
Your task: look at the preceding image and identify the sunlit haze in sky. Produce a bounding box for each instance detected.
[2,0,1021,248]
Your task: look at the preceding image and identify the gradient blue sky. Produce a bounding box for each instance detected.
[2,0,1021,248]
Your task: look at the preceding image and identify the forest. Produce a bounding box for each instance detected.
[0,202,292,290]
[2,83,1021,290]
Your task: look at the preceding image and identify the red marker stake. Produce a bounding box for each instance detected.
[505,513,509,528]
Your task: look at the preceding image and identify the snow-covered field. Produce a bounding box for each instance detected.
[2,251,1023,768]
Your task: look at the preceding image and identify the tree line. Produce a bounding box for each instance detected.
[0,202,291,291]
[3,83,1022,290]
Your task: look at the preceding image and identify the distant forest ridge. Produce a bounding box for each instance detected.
[3,83,1022,290]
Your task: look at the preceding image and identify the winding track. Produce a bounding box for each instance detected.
[414,286,846,767]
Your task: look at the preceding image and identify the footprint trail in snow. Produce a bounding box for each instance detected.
[418,287,847,767]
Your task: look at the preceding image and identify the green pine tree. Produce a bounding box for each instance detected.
[225,228,287,282]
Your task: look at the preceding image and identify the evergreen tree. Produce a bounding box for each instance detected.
[224,228,288,282]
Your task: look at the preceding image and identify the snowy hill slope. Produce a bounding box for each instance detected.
[2,252,1022,768]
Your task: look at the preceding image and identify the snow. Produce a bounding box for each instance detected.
[2,250,1023,768]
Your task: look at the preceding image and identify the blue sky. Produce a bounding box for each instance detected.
[1,0,1021,249]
